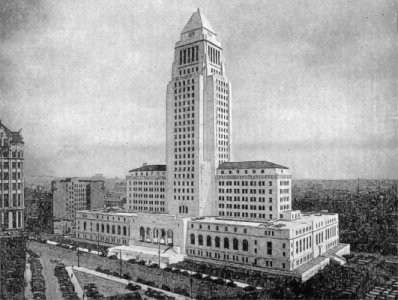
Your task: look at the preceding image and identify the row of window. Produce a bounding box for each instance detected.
[190,234,250,251]
[218,211,273,219]
[179,46,199,65]
[0,150,23,158]
[0,183,23,190]
[1,161,23,168]
[130,181,165,186]
[131,193,165,199]
[0,193,23,208]
[219,204,275,211]
[219,188,273,194]
[0,210,23,229]
[219,196,273,203]
[131,188,164,192]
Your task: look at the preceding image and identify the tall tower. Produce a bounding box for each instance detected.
[166,10,232,217]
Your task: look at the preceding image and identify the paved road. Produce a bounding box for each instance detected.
[74,266,191,300]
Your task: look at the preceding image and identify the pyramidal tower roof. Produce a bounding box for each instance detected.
[182,8,216,35]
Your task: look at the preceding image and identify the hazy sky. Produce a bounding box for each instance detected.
[1,0,397,179]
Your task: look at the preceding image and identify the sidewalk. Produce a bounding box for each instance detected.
[66,266,84,300]
[73,266,190,300]
[24,253,34,300]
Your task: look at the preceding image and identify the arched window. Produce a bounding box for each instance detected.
[206,236,212,247]
[215,236,220,248]
[112,225,115,235]
[123,226,127,236]
[96,223,99,232]
[101,224,104,233]
[161,229,166,244]
[198,235,203,246]
[243,239,249,251]
[190,234,195,245]
[167,229,173,245]
[146,227,152,242]
[117,226,121,235]
[224,238,229,249]
[139,227,145,241]
[83,222,86,231]
[106,225,110,234]
[233,238,239,250]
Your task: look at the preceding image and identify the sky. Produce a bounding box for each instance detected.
[0,0,397,179]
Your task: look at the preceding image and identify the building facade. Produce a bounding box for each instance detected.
[25,187,53,234]
[52,178,106,233]
[216,161,292,221]
[165,9,232,218]
[126,164,166,212]
[185,212,346,279]
[0,121,24,232]
[76,208,133,245]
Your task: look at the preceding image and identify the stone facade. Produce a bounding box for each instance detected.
[0,121,24,232]
[125,164,166,212]
[216,162,292,221]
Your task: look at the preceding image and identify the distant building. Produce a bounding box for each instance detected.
[52,178,106,233]
[0,121,24,232]
[24,187,53,234]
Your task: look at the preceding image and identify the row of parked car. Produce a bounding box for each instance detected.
[28,250,46,300]
[145,287,175,300]
[54,263,79,300]
[83,282,105,299]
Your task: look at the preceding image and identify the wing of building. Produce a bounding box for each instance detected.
[75,9,350,281]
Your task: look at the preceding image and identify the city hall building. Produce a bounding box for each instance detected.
[76,9,349,281]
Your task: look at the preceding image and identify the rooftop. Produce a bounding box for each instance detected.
[189,212,338,230]
[78,208,138,217]
[0,121,24,144]
[182,8,216,35]
[218,161,288,170]
[129,164,166,172]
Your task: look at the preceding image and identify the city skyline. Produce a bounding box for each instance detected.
[1,0,397,180]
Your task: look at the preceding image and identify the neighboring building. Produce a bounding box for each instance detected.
[216,161,292,221]
[24,187,53,234]
[0,121,24,232]
[76,208,134,245]
[186,212,348,281]
[89,180,106,209]
[0,121,25,300]
[78,10,349,281]
[52,178,106,233]
[126,164,166,212]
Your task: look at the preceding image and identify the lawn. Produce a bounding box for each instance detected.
[74,270,135,298]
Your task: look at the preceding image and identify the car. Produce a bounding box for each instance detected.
[243,285,256,291]
[148,263,159,269]
[126,283,141,291]
[213,278,225,285]
[128,258,137,264]
[108,254,118,260]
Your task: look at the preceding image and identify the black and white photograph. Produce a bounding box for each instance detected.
[0,1,397,299]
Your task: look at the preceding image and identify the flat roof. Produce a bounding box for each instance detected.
[189,212,338,230]
[78,209,138,217]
